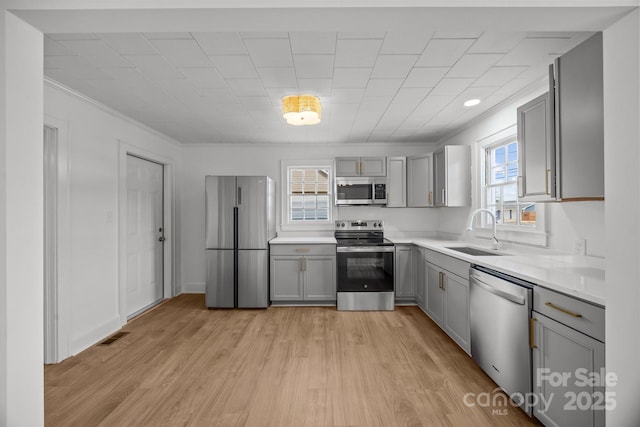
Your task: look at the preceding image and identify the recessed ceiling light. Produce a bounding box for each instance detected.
[464,99,481,107]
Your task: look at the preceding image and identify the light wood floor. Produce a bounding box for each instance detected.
[45,294,539,426]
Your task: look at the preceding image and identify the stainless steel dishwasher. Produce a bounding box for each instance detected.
[469,265,533,416]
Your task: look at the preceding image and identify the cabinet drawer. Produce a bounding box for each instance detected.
[533,286,604,342]
[270,244,336,256]
[423,248,470,279]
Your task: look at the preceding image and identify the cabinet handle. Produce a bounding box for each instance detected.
[302,257,307,272]
[441,272,445,290]
[441,189,446,205]
[295,248,310,253]
[545,169,551,195]
[361,161,365,174]
[356,161,361,175]
[299,258,303,271]
[530,318,537,349]
[545,301,582,318]
[428,191,432,205]
[517,176,524,198]
[237,187,242,205]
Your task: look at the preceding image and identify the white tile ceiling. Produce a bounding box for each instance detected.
[43,31,592,144]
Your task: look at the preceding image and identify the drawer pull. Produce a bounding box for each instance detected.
[295,248,310,253]
[545,301,583,318]
[530,317,537,349]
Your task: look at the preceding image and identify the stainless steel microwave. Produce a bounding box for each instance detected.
[335,177,387,206]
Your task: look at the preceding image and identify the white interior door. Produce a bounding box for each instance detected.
[126,155,164,317]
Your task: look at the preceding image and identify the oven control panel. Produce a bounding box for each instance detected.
[335,220,383,231]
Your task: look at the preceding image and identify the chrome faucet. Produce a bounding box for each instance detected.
[466,209,500,250]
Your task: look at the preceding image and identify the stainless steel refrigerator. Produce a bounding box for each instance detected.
[205,176,276,308]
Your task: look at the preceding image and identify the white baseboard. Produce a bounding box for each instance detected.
[70,315,123,356]
[182,282,205,294]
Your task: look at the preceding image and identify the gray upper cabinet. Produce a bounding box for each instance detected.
[518,32,604,202]
[554,32,604,200]
[407,153,433,207]
[433,146,470,207]
[335,156,386,177]
[517,92,556,201]
[386,156,407,208]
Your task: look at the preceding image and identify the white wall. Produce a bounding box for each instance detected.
[180,143,438,293]
[437,86,606,256]
[44,82,182,357]
[0,11,45,426]
[603,9,640,426]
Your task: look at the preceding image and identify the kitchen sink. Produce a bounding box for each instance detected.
[445,246,505,256]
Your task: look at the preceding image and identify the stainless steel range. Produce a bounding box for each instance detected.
[335,220,395,311]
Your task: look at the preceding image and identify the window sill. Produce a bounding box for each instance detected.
[473,226,548,247]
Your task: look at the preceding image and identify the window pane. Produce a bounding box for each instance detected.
[303,196,316,209]
[493,166,506,184]
[486,187,500,207]
[520,204,536,226]
[507,142,518,162]
[507,162,518,181]
[316,209,328,220]
[288,166,331,223]
[502,204,518,225]
[317,196,329,209]
[302,182,316,193]
[484,139,536,228]
[291,196,303,209]
[504,184,518,203]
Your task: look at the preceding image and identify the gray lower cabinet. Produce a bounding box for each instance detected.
[531,287,605,427]
[394,245,415,301]
[424,250,470,354]
[415,247,427,309]
[270,244,336,303]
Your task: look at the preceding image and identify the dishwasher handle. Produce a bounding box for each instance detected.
[471,274,526,305]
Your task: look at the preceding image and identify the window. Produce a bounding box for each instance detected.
[484,139,536,227]
[286,166,331,223]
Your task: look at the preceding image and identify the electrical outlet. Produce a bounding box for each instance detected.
[574,239,586,255]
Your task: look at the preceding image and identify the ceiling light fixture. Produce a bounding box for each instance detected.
[282,95,321,126]
[464,99,481,107]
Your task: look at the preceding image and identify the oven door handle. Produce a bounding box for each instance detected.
[337,246,395,253]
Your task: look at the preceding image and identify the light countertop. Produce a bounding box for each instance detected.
[391,237,605,307]
[268,235,605,306]
[270,236,337,244]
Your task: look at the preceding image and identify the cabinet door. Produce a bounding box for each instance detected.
[335,157,361,176]
[270,256,303,301]
[425,263,444,326]
[360,157,386,176]
[517,92,555,201]
[386,157,406,207]
[304,256,336,301]
[407,153,433,207]
[414,249,426,308]
[555,32,604,200]
[443,273,470,354]
[532,312,605,427]
[394,246,414,299]
[433,149,446,206]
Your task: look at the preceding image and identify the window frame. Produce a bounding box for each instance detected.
[280,159,335,231]
[475,125,547,246]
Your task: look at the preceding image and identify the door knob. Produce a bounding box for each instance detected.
[158,237,166,242]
